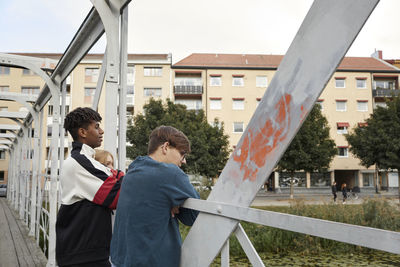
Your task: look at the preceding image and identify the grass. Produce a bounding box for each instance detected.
[180,198,400,265]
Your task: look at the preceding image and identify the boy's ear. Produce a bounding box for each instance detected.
[78,127,87,139]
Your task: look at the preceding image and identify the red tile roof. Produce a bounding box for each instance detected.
[173,53,399,72]
[6,52,170,61]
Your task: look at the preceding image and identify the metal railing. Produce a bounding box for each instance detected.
[372,89,400,97]
[174,85,203,95]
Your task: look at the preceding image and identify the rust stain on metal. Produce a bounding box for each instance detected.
[233,94,292,182]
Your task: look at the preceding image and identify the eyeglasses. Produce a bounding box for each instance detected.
[179,150,186,161]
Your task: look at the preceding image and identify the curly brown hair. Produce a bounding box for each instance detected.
[64,107,102,141]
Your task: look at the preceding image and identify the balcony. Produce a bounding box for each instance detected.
[174,85,203,95]
[372,89,400,97]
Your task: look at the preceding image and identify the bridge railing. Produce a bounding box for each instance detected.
[183,198,400,266]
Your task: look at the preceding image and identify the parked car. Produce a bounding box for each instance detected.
[0,184,7,197]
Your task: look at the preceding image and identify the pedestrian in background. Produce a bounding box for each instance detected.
[331,181,337,203]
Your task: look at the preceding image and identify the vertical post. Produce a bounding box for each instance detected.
[118,6,128,170]
[25,126,31,225]
[29,113,40,236]
[19,132,27,219]
[7,149,13,202]
[330,170,335,184]
[306,172,311,188]
[59,81,67,207]
[47,90,61,267]
[358,171,363,188]
[36,109,44,243]
[274,172,280,192]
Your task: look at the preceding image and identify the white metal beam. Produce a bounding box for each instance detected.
[0,111,28,119]
[0,124,20,131]
[0,91,38,103]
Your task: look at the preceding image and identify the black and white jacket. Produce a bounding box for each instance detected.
[56,142,124,266]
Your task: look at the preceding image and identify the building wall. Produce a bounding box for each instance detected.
[134,64,172,116]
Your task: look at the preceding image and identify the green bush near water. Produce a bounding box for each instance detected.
[180,199,400,257]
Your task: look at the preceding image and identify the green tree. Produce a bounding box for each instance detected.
[346,96,400,195]
[277,105,337,198]
[126,98,231,180]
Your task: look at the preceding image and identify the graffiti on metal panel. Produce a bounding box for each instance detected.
[233,94,292,182]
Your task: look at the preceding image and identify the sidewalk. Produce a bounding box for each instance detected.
[0,198,47,267]
[252,189,399,206]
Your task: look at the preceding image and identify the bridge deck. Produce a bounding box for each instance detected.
[0,198,47,267]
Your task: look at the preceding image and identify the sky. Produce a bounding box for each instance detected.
[1,0,400,63]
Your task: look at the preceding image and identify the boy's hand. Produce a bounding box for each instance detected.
[171,206,180,218]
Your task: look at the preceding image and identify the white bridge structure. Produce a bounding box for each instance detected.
[1,1,399,266]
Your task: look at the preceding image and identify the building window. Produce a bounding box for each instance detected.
[373,80,395,90]
[256,76,268,87]
[337,123,349,134]
[48,105,53,116]
[144,87,162,97]
[316,99,324,110]
[335,78,346,88]
[210,76,222,86]
[356,78,367,89]
[0,151,5,160]
[84,87,96,104]
[85,68,99,83]
[232,99,244,110]
[233,122,244,133]
[0,66,10,75]
[363,173,374,187]
[0,171,4,181]
[0,86,9,92]
[127,85,134,95]
[21,86,40,95]
[336,100,347,111]
[0,107,8,111]
[174,77,202,86]
[127,66,135,85]
[232,76,244,87]
[357,101,368,112]
[338,147,348,157]
[174,99,202,110]
[144,67,162,77]
[210,99,222,110]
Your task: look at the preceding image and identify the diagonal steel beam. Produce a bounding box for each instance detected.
[27,0,131,124]
[181,1,380,265]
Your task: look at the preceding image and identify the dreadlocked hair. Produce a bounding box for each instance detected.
[64,107,102,141]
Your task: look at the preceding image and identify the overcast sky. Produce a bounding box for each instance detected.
[1,0,399,63]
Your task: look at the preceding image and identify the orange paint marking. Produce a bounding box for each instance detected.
[233,94,292,182]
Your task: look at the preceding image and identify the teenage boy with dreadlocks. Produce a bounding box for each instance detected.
[56,107,124,267]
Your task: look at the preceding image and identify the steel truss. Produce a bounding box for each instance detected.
[1,1,399,267]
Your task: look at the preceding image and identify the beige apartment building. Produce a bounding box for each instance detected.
[172,53,400,190]
[1,52,399,191]
[0,53,171,185]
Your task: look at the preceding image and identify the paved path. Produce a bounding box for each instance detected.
[252,193,398,206]
[0,198,47,267]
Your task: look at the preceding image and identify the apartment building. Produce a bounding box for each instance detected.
[0,53,171,185]
[172,53,400,190]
